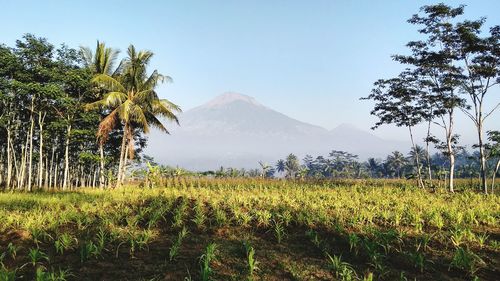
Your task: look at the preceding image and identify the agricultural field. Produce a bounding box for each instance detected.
[0,179,499,281]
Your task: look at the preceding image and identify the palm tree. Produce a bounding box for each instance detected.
[285,154,300,179]
[408,145,426,187]
[258,161,271,178]
[81,41,120,188]
[276,159,285,176]
[367,158,380,178]
[88,45,181,187]
[386,151,407,179]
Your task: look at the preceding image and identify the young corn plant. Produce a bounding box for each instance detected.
[169,227,189,261]
[200,243,218,281]
[54,233,77,255]
[273,220,286,244]
[326,253,357,281]
[348,233,361,255]
[192,203,206,230]
[172,200,188,228]
[6,243,20,260]
[408,251,426,273]
[213,208,228,227]
[80,241,99,263]
[35,267,72,281]
[475,233,489,249]
[0,265,17,281]
[28,248,49,267]
[305,229,321,249]
[449,247,486,276]
[243,242,259,280]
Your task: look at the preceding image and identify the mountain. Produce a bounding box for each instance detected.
[146,92,408,170]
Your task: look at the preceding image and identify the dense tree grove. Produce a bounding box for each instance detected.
[364,4,500,193]
[0,35,179,191]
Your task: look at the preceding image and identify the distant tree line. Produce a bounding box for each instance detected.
[0,35,180,191]
[270,147,499,189]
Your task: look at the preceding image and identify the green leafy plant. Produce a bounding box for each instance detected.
[80,241,99,262]
[6,243,19,260]
[29,248,49,267]
[35,267,72,281]
[54,233,77,255]
[0,265,17,281]
[243,241,259,280]
[200,243,218,281]
[449,247,486,276]
[326,253,357,281]
[169,227,189,261]
[273,219,285,244]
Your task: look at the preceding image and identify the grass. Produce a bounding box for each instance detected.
[0,178,498,280]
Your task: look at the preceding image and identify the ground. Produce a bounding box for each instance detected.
[0,178,499,280]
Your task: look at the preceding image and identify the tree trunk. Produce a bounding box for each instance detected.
[53,159,58,190]
[62,123,72,191]
[27,99,35,191]
[425,119,432,185]
[491,159,499,193]
[99,143,105,189]
[6,126,12,189]
[37,111,46,189]
[408,126,425,188]
[49,148,55,190]
[121,143,130,186]
[445,112,455,193]
[44,152,49,189]
[477,120,488,193]
[116,123,128,188]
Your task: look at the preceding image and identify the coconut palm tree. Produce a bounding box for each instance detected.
[88,45,181,187]
[285,154,300,179]
[258,161,271,178]
[276,159,285,176]
[386,151,407,179]
[408,145,426,187]
[81,41,120,188]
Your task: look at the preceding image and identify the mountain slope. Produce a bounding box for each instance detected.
[146,93,407,170]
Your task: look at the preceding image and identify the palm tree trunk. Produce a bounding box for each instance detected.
[99,143,105,189]
[116,124,128,188]
[120,142,130,186]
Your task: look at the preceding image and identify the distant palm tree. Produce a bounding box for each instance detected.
[367,158,380,177]
[258,161,271,178]
[88,45,181,187]
[386,151,407,179]
[276,159,285,175]
[285,154,300,179]
[409,145,426,187]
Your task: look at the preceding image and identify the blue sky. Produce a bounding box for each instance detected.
[2,0,499,144]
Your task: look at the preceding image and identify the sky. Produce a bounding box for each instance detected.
[1,0,499,146]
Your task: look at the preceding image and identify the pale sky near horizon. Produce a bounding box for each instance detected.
[1,0,499,146]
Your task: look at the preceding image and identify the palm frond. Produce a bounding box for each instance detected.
[92,74,126,92]
[97,108,120,143]
[145,112,169,134]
